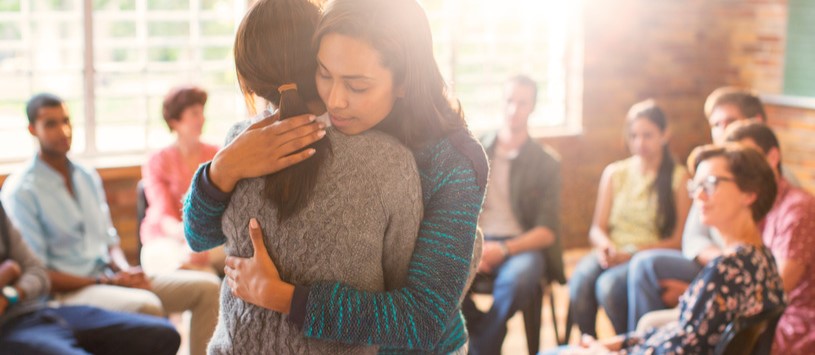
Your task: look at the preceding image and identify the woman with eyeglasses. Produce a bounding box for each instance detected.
[545,144,785,354]
[569,99,691,335]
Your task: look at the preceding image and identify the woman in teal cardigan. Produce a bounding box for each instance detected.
[183,0,488,353]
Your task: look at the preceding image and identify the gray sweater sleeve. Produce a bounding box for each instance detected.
[376,143,422,290]
[3,214,50,300]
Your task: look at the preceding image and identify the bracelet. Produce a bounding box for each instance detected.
[622,244,639,255]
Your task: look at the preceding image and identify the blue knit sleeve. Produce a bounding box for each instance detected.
[183,163,229,251]
[299,138,488,352]
[182,120,252,252]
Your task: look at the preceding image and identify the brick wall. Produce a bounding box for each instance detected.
[542,0,796,249]
[765,101,815,192]
[98,167,142,265]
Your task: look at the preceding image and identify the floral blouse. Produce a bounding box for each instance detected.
[623,244,785,354]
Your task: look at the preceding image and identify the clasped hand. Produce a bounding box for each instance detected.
[224,218,292,313]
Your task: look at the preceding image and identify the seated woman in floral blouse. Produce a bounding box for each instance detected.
[548,144,785,354]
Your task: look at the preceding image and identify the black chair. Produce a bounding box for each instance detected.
[713,304,786,355]
[135,180,148,262]
[469,275,567,354]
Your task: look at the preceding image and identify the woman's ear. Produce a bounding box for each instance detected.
[395,83,406,98]
[741,190,758,209]
[766,147,781,173]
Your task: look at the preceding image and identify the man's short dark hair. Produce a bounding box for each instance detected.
[507,75,538,106]
[704,87,767,122]
[26,93,64,125]
[724,120,782,172]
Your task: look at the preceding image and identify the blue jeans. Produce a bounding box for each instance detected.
[464,250,545,355]
[568,253,629,336]
[626,249,702,331]
[0,305,180,355]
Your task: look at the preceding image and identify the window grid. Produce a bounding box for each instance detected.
[1,0,580,164]
[0,0,247,163]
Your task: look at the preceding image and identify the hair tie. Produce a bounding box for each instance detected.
[278,83,298,93]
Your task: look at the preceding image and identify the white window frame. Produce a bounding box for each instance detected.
[0,0,249,167]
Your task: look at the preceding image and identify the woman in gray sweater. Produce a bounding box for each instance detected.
[197,0,423,353]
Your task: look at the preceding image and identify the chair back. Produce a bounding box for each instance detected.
[135,180,148,258]
[714,304,785,355]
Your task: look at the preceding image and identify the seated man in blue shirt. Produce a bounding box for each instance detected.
[0,201,180,355]
[1,93,220,355]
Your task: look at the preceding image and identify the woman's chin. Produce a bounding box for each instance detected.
[699,213,715,227]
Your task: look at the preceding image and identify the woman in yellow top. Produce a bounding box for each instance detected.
[568,99,691,336]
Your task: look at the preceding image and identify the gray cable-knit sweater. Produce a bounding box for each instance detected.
[207,125,422,355]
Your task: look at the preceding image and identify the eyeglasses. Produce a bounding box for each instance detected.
[686,175,735,198]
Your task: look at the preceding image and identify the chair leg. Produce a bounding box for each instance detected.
[561,302,574,345]
[522,285,543,355]
[549,290,561,345]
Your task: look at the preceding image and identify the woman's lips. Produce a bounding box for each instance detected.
[329,113,352,127]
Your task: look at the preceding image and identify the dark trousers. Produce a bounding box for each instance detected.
[0,305,180,355]
[463,249,545,355]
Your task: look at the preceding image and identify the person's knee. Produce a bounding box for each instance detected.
[131,291,165,316]
[629,251,660,276]
[595,272,626,307]
[496,253,543,293]
[628,253,658,287]
[570,255,601,291]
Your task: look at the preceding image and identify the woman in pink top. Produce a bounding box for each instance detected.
[141,86,222,275]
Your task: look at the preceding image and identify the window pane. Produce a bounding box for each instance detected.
[201,0,231,11]
[32,73,84,98]
[200,20,233,37]
[0,21,22,40]
[0,0,21,12]
[1,0,249,164]
[93,0,135,11]
[148,21,189,37]
[95,46,141,64]
[0,74,31,99]
[148,46,189,62]
[95,96,146,124]
[148,0,188,10]
[0,99,32,160]
[201,46,231,61]
[96,123,146,152]
[97,21,137,38]
[32,0,77,11]
[420,0,575,131]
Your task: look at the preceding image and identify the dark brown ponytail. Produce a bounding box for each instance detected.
[263,86,331,221]
[234,0,330,221]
